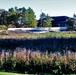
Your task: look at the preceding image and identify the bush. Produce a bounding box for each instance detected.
[0,25,7,30]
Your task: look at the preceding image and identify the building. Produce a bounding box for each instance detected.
[37,16,73,27]
[51,16,73,27]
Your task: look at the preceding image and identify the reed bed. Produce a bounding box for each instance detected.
[0,48,76,74]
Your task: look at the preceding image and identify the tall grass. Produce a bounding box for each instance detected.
[0,37,76,52]
[0,31,76,74]
[0,48,76,74]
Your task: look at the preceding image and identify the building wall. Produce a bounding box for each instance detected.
[51,16,68,27]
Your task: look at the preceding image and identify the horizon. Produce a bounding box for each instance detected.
[0,0,76,19]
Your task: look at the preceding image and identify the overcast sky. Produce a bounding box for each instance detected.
[0,0,76,19]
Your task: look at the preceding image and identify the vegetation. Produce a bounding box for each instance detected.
[24,7,37,27]
[1,31,76,39]
[0,5,75,75]
[0,31,76,52]
[0,7,37,28]
[39,12,53,27]
[0,25,7,30]
[42,15,53,27]
[67,18,73,27]
[0,35,76,51]
[0,48,76,74]
[0,7,54,28]
[0,72,28,75]
[0,31,76,74]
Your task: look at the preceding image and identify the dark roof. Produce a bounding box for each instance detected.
[37,16,73,21]
[51,16,73,21]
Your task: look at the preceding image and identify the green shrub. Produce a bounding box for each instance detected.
[0,25,7,30]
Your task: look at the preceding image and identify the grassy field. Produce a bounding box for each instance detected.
[0,31,76,74]
[0,30,76,39]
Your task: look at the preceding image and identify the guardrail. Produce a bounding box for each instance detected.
[8,27,68,33]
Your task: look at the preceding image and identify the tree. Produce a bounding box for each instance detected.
[42,14,53,27]
[0,7,37,28]
[24,7,37,27]
[39,12,46,27]
[18,7,26,25]
[67,18,73,27]
[39,13,53,27]
[7,7,22,27]
[0,11,8,27]
[40,12,46,20]
[7,8,18,23]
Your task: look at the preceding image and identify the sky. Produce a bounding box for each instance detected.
[0,0,76,19]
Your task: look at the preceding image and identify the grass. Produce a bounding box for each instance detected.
[0,49,76,74]
[0,72,76,75]
[0,31,76,74]
[0,72,31,75]
[0,30,76,39]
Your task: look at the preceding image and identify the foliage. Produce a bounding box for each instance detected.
[0,49,76,74]
[0,25,7,30]
[0,36,76,52]
[7,8,20,26]
[42,15,53,27]
[0,31,76,74]
[0,7,37,28]
[0,11,8,26]
[1,31,76,51]
[0,72,28,75]
[39,12,53,27]
[24,8,37,27]
[40,12,46,20]
[67,18,73,27]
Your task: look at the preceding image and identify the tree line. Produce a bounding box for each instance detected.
[0,7,53,28]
